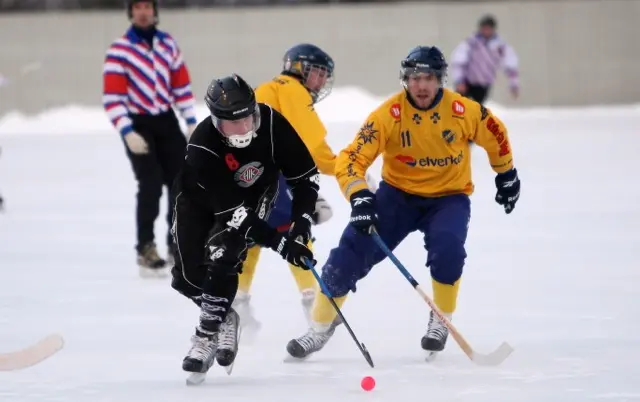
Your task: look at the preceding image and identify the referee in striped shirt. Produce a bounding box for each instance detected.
[102,0,198,276]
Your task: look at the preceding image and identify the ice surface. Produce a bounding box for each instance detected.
[0,89,639,401]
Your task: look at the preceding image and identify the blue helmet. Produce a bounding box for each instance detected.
[399,46,448,89]
[282,43,335,103]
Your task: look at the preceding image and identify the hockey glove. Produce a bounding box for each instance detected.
[271,233,315,269]
[495,168,520,214]
[349,189,378,233]
[289,213,314,245]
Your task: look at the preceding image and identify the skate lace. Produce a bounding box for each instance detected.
[297,330,329,352]
[189,336,216,360]
[218,316,237,350]
[427,313,449,340]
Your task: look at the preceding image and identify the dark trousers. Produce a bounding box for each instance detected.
[320,181,471,297]
[170,192,246,332]
[125,110,187,252]
[463,82,490,105]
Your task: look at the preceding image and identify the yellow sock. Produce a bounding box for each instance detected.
[289,241,317,292]
[311,292,347,325]
[238,245,261,293]
[432,278,460,314]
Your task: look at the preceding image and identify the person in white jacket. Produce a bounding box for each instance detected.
[450,15,520,105]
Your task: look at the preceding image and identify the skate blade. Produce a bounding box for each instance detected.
[425,351,439,363]
[186,372,207,386]
[224,327,242,376]
[283,353,310,363]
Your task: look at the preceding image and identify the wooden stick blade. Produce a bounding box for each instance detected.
[470,341,513,366]
[0,334,64,371]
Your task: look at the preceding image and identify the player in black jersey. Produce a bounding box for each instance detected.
[170,73,319,378]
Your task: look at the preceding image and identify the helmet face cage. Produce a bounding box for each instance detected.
[204,74,260,149]
[301,62,334,104]
[399,64,448,90]
[210,108,261,149]
[283,46,335,104]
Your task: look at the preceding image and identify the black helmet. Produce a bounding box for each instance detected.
[125,0,158,20]
[399,45,448,88]
[204,74,260,148]
[282,43,335,103]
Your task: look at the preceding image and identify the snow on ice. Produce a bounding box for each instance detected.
[0,88,639,401]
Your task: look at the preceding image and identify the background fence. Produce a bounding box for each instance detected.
[0,0,638,116]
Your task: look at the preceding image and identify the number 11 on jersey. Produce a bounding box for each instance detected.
[401,130,412,148]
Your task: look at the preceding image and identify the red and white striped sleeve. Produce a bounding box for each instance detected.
[169,41,197,125]
[102,42,134,136]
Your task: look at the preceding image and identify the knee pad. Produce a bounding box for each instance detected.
[426,232,467,285]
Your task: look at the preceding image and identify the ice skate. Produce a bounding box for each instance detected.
[137,242,168,278]
[285,321,337,361]
[216,308,241,374]
[422,310,451,362]
[231,291,261,343]
[183,329,218,385]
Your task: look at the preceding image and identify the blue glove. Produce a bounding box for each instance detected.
[495,168,520,214]
[349,189,377,233]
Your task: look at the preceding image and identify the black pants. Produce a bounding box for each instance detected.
[170,193,247,333]
[125,110,187,252]
[463,83,490,105]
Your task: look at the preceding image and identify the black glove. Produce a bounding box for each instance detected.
[495,168,520,214]
[271,233,315,269]
[349,189,377,233]
[289,213,314,245]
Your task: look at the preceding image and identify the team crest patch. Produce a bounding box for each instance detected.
[234,161,264,187]
[441,129,455,144]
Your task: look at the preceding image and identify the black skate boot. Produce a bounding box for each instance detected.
[182,328,218,374]
[421,310,450,361]
[216,308,240,368]
[286,322,337,360]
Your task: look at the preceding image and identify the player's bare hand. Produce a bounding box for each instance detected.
[123,131,149,155]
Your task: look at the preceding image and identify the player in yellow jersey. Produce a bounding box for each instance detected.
[286,45,521,360]
[231,44,377,336]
